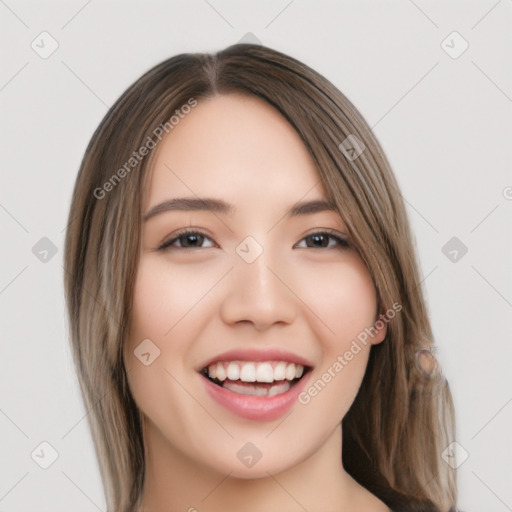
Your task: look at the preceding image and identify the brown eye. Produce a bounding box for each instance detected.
[296,232,349,249]
[158,230,215,251]
[177,233,206,247]
[305,234,330,248]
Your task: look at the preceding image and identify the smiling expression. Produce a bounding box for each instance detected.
[124,92,386,478]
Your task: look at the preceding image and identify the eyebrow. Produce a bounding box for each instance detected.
[143,197,337,222]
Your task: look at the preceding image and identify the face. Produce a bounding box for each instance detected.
[124,93,386,479]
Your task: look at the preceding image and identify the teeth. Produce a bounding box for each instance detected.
[206,361,305,383]
[223,380,292,396]
[273,362,286,381]
[268,381,291,396]
[223,381,269,396]
[215,362,226,381]
[226,362,240,380]
[256,362,274,383]
[285,363,296,380]
[239,363,256,382]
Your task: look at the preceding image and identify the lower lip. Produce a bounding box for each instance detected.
[201,373,311,422]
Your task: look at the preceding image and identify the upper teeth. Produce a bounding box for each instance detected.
[207,361,304,383]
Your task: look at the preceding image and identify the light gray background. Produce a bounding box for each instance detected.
[1,1,511,511]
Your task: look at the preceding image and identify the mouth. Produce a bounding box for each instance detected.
[200,360,312,397]
[197,349,314,421]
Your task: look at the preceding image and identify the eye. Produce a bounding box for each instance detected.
[156,229,350,251]
[157,229,215,250]
[295,231,350,249]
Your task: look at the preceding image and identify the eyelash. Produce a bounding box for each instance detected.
[156,228,350,251]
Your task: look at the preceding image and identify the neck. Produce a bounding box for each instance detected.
[138,419,388,512]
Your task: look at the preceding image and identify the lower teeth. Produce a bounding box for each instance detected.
[222,380,291,397]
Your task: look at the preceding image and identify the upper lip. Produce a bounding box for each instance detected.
[197,348,313,371]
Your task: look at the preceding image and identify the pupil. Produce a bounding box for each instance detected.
[309,234,327,247]
[183,234,201,247]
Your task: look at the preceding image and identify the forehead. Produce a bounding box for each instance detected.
[145,93,327,208]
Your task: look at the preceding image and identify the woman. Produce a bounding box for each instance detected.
[64,43,457,511]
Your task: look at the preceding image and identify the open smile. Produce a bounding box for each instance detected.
[201,360,310,397]
[198,350,313,421]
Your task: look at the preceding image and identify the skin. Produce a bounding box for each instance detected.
[124,93,389,512]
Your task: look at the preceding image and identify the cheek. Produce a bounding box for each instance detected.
[292,257,378,418]
[127,258,217,349]
[295,256,378,343]
[125,254,226,378]
[296,351,369,441]
[124,260,190,398]
[124,260,213,437]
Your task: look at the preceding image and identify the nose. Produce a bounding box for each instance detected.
[219,248,297,331]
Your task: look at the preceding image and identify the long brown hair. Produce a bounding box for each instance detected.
[64,43,457,512]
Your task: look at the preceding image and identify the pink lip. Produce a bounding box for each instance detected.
[198,348,313,369]
[201,370,311,421]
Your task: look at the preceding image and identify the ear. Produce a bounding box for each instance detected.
[371,312,388,345]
